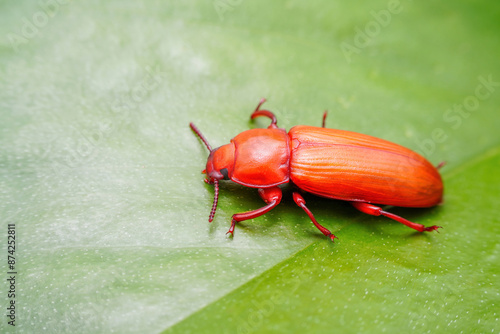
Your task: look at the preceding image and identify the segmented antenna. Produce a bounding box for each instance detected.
[189,122,212,152]
[208,179,219,222]
[190,122,219,222]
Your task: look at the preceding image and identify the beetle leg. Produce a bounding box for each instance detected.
[227,186,282,237]
[351,202,442,232]
[292,192,337,242]
[250,98,278,129]
[322,111,328,128]
[436,161,446,169]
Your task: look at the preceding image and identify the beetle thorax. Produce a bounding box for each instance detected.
[229,128,290,188]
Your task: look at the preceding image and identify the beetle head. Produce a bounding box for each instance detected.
[190,122,235,222]
[204,143,234,184]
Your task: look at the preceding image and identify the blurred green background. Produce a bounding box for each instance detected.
[1,1,499,333]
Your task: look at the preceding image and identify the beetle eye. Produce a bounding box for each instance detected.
[220,168,229,180]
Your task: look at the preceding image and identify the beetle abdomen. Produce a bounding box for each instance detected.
[289,126,443,207]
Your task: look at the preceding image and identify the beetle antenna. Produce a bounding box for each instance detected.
[190,123,219,221]
[189,122,213,152]
[208,179,219,222]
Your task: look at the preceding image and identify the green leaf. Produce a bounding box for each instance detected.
[1,1,499,333]
[166,147,500,334]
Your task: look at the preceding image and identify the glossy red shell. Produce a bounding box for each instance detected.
[288,126,443,207]
[229,128,290,187]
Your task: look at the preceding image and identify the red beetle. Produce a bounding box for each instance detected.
[190,99,443,241]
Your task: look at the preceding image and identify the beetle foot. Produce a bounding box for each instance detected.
[226,230,234,238]
[226,219,237,238]
[327,233,338,242]
[422,225,442,232]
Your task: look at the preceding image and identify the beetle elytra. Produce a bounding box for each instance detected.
[190,99,443,241]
